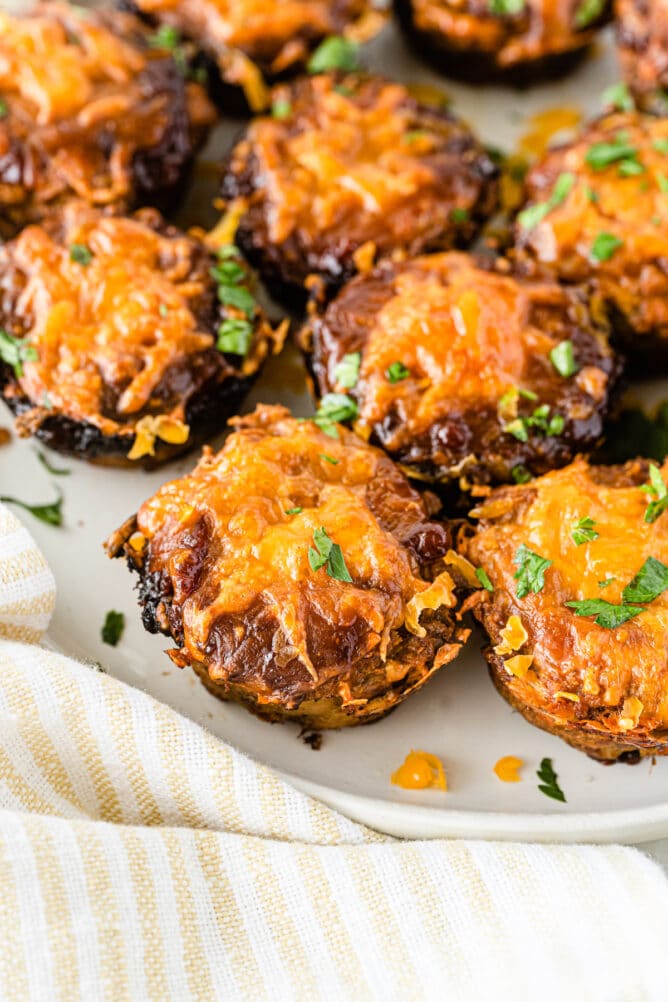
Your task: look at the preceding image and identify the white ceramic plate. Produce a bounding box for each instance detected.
[2,16,668,843]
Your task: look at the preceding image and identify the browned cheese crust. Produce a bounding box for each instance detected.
[461,459,668,762]
[515,111,668,365]
[304,252,620,486]
[0,201,283,466]
[105,405,470,728]
[616,0,668,106]
[220,74,498,299]
[394,0,610,84]
[0,2,215,234]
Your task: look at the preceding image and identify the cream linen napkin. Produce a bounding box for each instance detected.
[0,502,667,1002]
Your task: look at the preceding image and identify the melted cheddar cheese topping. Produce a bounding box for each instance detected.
[238,76,461,245]
[1,203,235,438]
[410,0,598,67]
[520,113,668,333]
[135,406,456,686]
[467,460,668,733]
[355,254,557,439]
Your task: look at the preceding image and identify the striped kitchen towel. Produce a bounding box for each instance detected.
[0,501,667,1002]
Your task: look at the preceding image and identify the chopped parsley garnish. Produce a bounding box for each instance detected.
[567,556,668,627]
[0,98,7,119]
[499,386,538,412]
[505,404,565,442]
[0,329,38,378]
[571,516,598,546]
[334,351,361,389]
[271,99,292,120]
[102,610,125,647]
[653,138,668,155]
[285,507,302,515]
[386,361,410,384]
[585,134,639,172]
[450,207,470,223]
[159,303,169,317]
[314,393,358,438]
[517,171,575,231]
[511,464,532,484]
[69,243,93,266]
[489,0,525,13]
[601,81,634,112]
[211,244,256,319]
[537,758,566,803]
[598,577,616,589]
[475,567,494,592]
[656,172,668,194]
[641,462,668,524]
[217,318,253,356]
[319,453,339,464]
[514,544,552,599]
[549,340,578,378]
[307,36,360,74]
[590,232,623,262]
[584,185,599,203]
[404,129,430,144]
[148,24,187,75]
[37,451,70,476]
[308,526,352,582]
[618,158,644,177]
[0,490,63,526]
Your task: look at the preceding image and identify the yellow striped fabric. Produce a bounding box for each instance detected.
[0,503,667,1002]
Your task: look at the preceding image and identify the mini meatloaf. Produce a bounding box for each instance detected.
[0,2,214,235]
[616,0,668,107]
[0,201,283,467]
[220,74,498,301]
[515,111,668,365]
[106,404,470,728]
[461,458,668,762]
[123,0,385,109]
[394,0,609,85]
[303,252,620,487]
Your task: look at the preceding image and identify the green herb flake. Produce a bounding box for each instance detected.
[475,567,494,592]
[0,490,63,526]
[450,207,470,224]
[271,99,292,120]
[511,464,532,484]
[308,526,353,582]
[566,598,644,628]
[386,361,410,384]
[642,462,668,524]
[101,610,125,647]
[307,36,360,74]
[537,757,566,803]
[37,451,70,476]
[489,0,525,14]
[505,404,565,442]
[319,453,339,464]
[0,329,38,379]
[549,340,579,378]
[314,393,358,438]
[585,137,639,171]
[217,318,253,356]
[0,98,8,120]
[656,172,668,194]
[284,507,302,515]
[601,81,634,112]
[622,556,668,604]
[598,577,616,589]
[69,243,93,266]
[334,351,361,389]
[514,544,552,599]
[517,171,575,231]
[571,516,598,546]
[584,185,599,203]
[149,24,180,50]
[504,418,529,443]
[653,138,668,155]
[159,303,169,318]
[217,283,255,316]
[590,232,624,262]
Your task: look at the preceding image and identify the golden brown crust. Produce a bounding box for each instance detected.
[305,252,620,486]
[616,0,668,106]
[106,404,470,728]
[221,74,498,298]
[461,458,668,761]
[0,2,215,233]
[515,111,668,360]
[0,201,282,466]
[395,0,609,82]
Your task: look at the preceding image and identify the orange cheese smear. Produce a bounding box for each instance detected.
[518,106,582,159]
[494,756,524,783]
[2,202,217,439]
[391,750,447,791]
